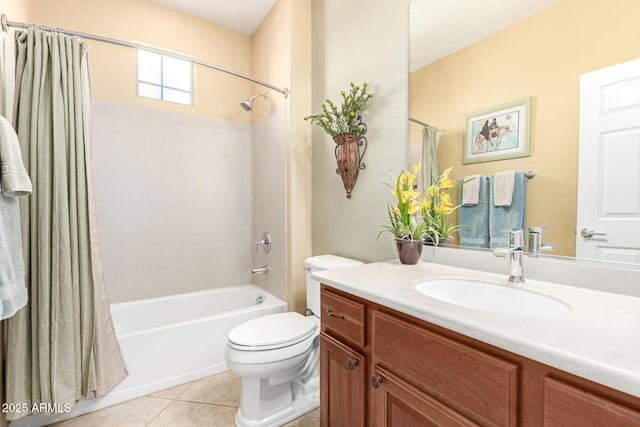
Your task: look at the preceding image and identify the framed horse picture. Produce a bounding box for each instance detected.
[463,97,531,164]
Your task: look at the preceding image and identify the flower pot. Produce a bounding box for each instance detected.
[334,133,361,198]
[423,235,453,247]
[395,238,423,265]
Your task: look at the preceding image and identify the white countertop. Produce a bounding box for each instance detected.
[313,260,640,398]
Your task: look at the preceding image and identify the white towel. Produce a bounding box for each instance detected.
[461,174,482,205]
[494,171,515,207]
[0,115,32,196]
[0,114,30,320]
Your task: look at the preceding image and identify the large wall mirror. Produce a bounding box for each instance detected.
[409,0,640,265]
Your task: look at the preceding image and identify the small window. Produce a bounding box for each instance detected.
[137,49,193,105]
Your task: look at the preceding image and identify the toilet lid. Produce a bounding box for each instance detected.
[228,312,317,349]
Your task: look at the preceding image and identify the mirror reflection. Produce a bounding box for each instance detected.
[409,0,640,264]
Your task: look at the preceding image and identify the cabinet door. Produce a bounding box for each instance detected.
[371,365,479,427]
[543,377,640,426]
[320,332,366,427]
[372,310,518,426]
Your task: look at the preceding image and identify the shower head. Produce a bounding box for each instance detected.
[240,92,269,112]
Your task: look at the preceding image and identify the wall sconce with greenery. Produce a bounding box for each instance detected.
[305,82,373,198]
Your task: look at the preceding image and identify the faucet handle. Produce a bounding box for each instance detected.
[493,247,510,258]
[528,226,553,257]
[254,232,272,253]
[528,226,549,234]
[501,228,524,245]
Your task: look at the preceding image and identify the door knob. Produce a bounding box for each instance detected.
[580,228,607,239]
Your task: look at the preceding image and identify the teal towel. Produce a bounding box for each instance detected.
[457,176,489,248]
[489,172,526,249]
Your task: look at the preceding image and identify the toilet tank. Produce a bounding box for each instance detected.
[304,255,363,316]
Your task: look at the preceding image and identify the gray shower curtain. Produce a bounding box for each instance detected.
[422,126,439,189]
[4,28,126,420]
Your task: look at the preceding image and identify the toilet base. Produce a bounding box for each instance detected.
[235,373,319,427]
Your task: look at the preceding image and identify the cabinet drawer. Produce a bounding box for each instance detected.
[543,377,640,426]
[372,310,518,426]
[321,288,366,347]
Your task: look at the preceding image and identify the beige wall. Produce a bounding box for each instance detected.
[251,0,291,118]
[311,0,409,264]
[409,0,640,257]
[33,0,252,123]
[251,0,312,313]
[286,0,312,313]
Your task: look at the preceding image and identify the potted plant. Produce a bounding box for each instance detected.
[380,163,427,264]
[421,167,470,246]
[305,82,373,198]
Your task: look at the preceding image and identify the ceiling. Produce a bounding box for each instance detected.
[149,0,560,67]
[410,0,561,72]
[150,0,278,35]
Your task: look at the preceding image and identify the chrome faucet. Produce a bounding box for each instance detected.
[493,229,525,283]
[251,265,269,275]
[527,226,553,257]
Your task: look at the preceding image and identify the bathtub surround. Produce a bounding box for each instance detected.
[252,104,287,301]
[5,28,126,420]
[91,100,253,302]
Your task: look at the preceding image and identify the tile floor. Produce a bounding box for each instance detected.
[48,371,319,427]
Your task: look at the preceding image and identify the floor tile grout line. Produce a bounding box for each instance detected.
[174,399,239,409]
[144,398,175,427]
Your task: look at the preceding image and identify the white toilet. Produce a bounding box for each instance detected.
[225,254,362,427]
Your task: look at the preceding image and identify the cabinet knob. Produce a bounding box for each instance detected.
[347,358,358,370]
[326,308,345,320]
[371,374,383,388]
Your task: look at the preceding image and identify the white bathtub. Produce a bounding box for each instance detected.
[11,284,287,427]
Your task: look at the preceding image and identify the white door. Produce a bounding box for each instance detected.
[576,58,640,263]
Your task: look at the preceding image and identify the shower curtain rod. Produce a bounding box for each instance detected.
[409,117,434,128]
[0,13,289,98]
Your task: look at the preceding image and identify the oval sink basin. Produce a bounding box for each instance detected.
[414,279,570,316]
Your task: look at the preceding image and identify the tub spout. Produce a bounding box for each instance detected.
[252,265,269,275]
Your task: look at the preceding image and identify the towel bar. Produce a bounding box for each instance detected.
[485,171,535,180]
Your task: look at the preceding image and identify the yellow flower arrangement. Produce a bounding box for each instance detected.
[421,166,468,244]
[381,163,472,246]
[381,163,428,241]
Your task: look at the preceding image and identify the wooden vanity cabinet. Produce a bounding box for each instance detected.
[319,333,366,426]
[320,285,640,427]
[543,377,640,426]
[320,288,367,426]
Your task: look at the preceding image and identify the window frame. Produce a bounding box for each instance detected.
[136,48,194,106]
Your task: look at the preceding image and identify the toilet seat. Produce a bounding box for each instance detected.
[228,312,317,351]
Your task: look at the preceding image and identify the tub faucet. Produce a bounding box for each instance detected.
[252,265,269,275]
[493,229,525,283]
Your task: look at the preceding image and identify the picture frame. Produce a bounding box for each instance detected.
[463,97,531,164]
